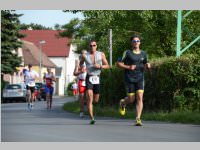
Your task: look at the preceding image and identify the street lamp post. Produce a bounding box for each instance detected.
[39,40,46,82]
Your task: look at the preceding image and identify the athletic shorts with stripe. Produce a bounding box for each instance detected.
[125,80,144,96]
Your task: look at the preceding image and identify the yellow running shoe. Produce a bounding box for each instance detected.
[119,99,126,116]
[135,118,143,126]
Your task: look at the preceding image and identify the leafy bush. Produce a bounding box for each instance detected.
[100,54,200,112]
[66,82,74,96]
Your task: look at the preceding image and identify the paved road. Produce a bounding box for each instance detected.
[1,97,200,142]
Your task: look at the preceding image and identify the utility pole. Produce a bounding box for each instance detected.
[39,40,46,82]
[109,29,112,67]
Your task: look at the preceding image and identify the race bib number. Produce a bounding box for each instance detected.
[89,76,99,84]
[81,81,86,86]
[27,79,35,87]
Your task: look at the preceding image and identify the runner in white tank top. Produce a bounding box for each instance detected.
[24,64,39,111]
[74,50,88,118]
[79,40,110,124]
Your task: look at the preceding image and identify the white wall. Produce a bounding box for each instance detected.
[48,44,79,96]
[49,57,66,96]
[66,44,80,83]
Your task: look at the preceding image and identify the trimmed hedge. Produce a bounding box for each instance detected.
[99,54,200,112]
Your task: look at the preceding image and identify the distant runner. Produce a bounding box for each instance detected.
[73,50,88,118]
[43,67,56,110]
[24,64,39,111]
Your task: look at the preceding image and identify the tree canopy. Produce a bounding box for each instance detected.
[61,10,200,62]
[19,23,52,30]
[1,10,24,74]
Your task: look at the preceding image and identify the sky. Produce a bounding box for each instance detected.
[16,10,84,29]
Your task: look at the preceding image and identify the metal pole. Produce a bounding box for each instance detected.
[180,36,200,55]
[176,10,182,57]
[109,29,112,67]
[183,10,193,19]
[39,43,42,81]
[39,40,45,82]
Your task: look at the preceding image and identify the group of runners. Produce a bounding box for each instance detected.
[24,64,56,111]
[23,35,151,126]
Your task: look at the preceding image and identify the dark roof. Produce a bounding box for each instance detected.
[22,40,57,68]
[20,30,70,57]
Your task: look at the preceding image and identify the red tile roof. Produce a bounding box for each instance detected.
[20,30,70,57]
[22,40,57,68]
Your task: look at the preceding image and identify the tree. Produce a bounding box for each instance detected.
[19,23,52,30]
[63,10,200,60]
[1,10,24,74]
[58,18,93,53]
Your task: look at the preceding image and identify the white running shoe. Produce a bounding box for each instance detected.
[80,112,84,118]
[27,103,31,111]
[30,103,34,109]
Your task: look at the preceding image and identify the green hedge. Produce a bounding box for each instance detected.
[66,82,74,96]
[99,54,200,112]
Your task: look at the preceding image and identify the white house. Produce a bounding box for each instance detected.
[20,30,79,96]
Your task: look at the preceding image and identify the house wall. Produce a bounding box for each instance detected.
[49,44,79,96]
[49,57,66,96]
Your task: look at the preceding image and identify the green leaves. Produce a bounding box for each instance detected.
[1,10,23,74]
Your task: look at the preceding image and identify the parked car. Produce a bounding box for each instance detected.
[35,82,46,101]
[2,83,27,103]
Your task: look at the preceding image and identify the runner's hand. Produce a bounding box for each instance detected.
[129,65,136,70]
[94,64,101,69]
[146,63,151,69]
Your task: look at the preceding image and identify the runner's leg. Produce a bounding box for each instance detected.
[123,82,136,105]
[26,87,31,110]
[49,87,54,109]
[87,89,94,119]
[45,86,51,109]
[79,93,84,112]
[136,91,144,119]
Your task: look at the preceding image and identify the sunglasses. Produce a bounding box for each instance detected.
[132,40,140,43]
[90,45,96,47]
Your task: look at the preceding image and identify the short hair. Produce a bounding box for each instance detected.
[28,64,32,68]
[130,35,141,41]
[90,39,97,43]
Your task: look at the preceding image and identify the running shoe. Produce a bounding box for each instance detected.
[30,103,33,109]
[27,103,31,111]
[90,118,96,125]
[135,118,143,126]
[80,112,84,118]
[119,99,126,116]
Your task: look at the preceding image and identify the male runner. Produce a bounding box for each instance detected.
[24,64,39,111]
[80,40,110,124]
[43,67,56,110]
[74,50,88,118]
[117,35,151,126]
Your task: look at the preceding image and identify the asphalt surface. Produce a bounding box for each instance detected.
[1,96,200,142]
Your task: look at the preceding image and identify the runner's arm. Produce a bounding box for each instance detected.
[101,52,110,69]
[116,53,136,70]
[79,53,85,66]
[143,52,151,70]
[73,60,82,76]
